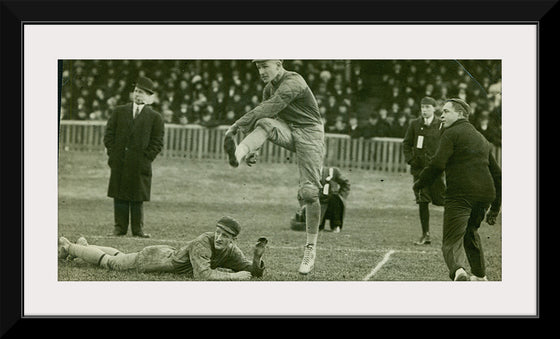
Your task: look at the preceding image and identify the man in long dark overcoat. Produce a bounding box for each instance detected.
[103,76,165,238]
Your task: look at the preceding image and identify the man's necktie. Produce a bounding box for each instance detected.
[134,106,140,119]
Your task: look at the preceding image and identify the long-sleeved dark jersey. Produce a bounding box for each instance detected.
[234,70,322,133]
[170,232,264,280]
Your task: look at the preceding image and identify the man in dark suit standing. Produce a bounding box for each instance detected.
[403,97,445,246]
[103,76,165,238]
[414,98,501,281]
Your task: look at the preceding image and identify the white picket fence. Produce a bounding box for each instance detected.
[59,120,502,172]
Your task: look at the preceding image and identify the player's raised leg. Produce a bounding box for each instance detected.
[225,118,295,168]
[224,127,268,168]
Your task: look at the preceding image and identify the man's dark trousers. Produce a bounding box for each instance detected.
[113,198,144,236]
[319,196,344,231]
[442,198,490,280]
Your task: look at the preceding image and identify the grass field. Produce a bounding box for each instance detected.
[58,150,502,281]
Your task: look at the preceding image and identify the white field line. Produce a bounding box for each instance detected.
[87,235,437,255]
[363,249,396,281]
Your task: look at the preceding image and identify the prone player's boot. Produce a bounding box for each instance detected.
[224,135,239,168]
[298,243,316,275]
[67,236,89,261]
[76,236,89,246]
[58,237,71,259]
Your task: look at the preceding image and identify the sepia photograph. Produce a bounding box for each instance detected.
[21,23,537,317]
[57,58,503,283]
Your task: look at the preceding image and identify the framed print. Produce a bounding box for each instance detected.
[3,0,551,331]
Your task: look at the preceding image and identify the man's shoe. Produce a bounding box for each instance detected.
[58,237,71,259]
[470,275,488,281]
[133,233,151,238]
[414,233,431,245]
[333,226,341,233]
[298,244,316,275]
[453,268,469,281]
[224,135,239,168]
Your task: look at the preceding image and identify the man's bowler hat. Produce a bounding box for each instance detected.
[135,76,156,94]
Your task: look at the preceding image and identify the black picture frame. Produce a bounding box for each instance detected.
[3,0,552,333]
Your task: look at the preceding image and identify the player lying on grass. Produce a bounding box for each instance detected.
[58,216,268,281]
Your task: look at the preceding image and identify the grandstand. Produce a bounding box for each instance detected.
[59,59,501,147]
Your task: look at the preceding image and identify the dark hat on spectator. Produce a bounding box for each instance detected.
[135,76,156,94]
[446,98,471,117]
[216,216,241,237]
[420,96,437,107]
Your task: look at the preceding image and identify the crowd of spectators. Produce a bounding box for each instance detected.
[372,60,502,146]
[60,59,502,147]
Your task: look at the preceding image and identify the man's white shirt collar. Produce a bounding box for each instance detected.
[133,103,145,112]
[424,115,434,125]
[133,103,146,118]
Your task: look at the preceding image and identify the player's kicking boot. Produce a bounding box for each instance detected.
[224,135,239,168]
[298,243,316,275]
[224,134,259,168]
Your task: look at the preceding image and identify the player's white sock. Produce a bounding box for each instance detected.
[68,244,106,265]
[236,127,268,163]
[89,245,121,256]
[305,201,321,245]
[235,144,250,163]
